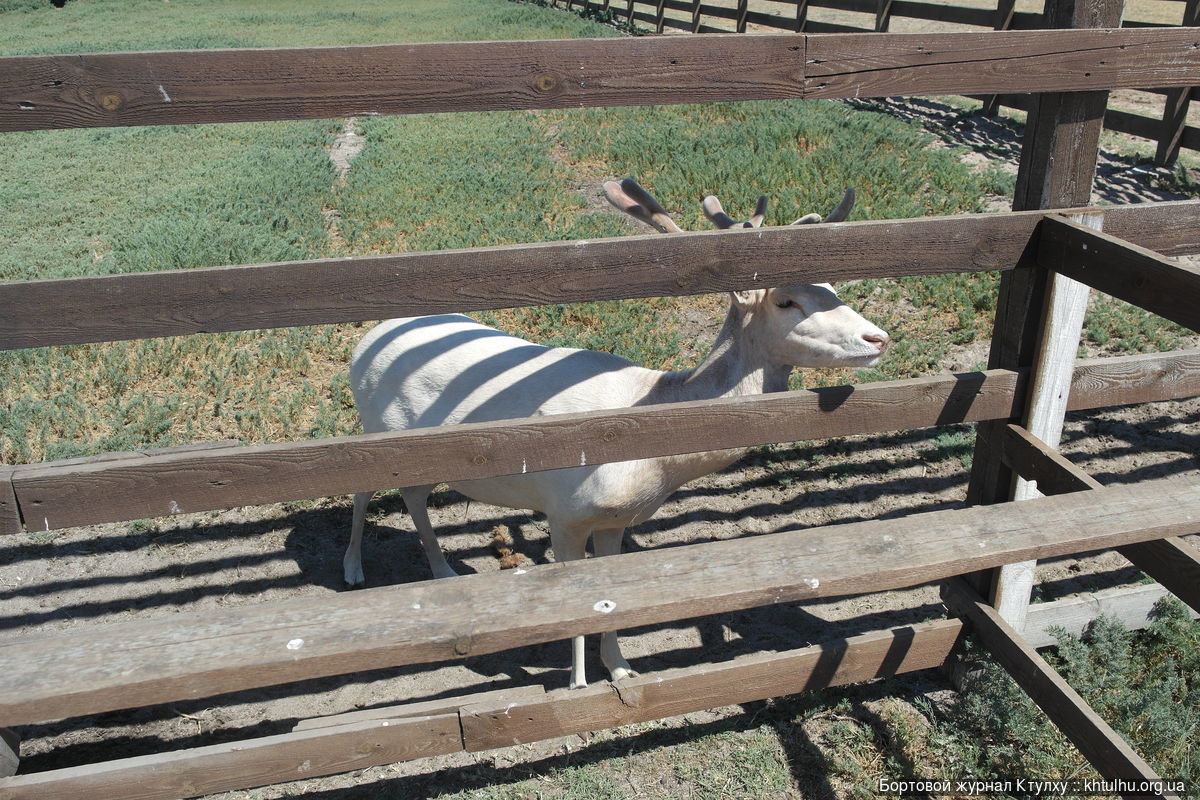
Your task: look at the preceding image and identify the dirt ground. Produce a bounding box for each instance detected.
[1,97,1198,797]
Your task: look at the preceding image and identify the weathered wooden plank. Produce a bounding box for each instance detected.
[1119,537,1200,615]
[942,580,1180,799]
[805,28,1200,100]
[1068,348,1200,409]
[1023,582,1200,648]
[4,30,1200,133]
[0,476,1195,726]
[967,0,1120,604]
[0,35,809,132]
[293,684,546,732]
[1039,216,1200,333]
[461,619,963,751]
[993,212,1100,629]
[0,730,16,780]
[9,346,1200,535]
[0,714,462,800]
[10,369,1028,531]
[4,201,1200,352]
[998,424,1200,614]
[0,471,20,537]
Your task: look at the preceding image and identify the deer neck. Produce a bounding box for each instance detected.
[643,304,791,405]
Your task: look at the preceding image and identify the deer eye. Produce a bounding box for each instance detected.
[776,299,796,309]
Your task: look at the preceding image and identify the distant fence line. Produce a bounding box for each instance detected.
[547,0,1200,164]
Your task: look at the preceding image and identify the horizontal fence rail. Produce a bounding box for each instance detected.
[5,348,1198,535]
[0,474,1195,727]
[4,29,1200,132]
[0,621,965,799]
[4,202,1200,351]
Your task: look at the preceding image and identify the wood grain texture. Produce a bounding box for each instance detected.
[1023,582,1200,648]
[461,619,963,751]
[1068,348,1200,409]
[0,475,1195,726]
[942,579,1179,798]
[0,714,462,800]
[805,28,1200,99]
[0,471,20,537]
[1119,537,1200,614]
[4,29,1200,132]
[0,36,808,132]
[7,348,1199,535]
[998,423,1200,615]
[3,201,1200,351]
[10,369,1028,531]
[293,684,546,732]
[1039,215,1200,332]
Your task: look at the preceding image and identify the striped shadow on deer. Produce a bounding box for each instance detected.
[344,179,890,688]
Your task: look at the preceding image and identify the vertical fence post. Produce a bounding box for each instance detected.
[736,0,750,31]
[656,0,668,32]
[1155,0,1200,164]
[691,0,704,32]
[965,0,1126,626]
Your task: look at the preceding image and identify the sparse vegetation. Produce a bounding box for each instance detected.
[2,2,1197,798]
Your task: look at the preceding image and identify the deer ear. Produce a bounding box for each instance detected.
[730,289,766,310]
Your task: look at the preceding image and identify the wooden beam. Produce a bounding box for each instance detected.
[0,475,1195,726]
[1023,582,1200,648]
[942,579,1181,799]
[993,213,1100,629]
[4,201,1200,352]
[998,424,1200,614]
[4,29,1200,132]
[8,346,1200,535]
[1067,348,1200,410]
[292,684,546,732]
[461,619,963,751]
[0,714,462,800]
[10,369,1025,531]
[1119,537,1200,614]
[802,27,1200,100]
[0,470,20,537]
[1039,215,1200,333]
[966,0,1123,608]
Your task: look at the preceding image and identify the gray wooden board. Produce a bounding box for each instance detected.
[3,202,1200,351]
[1023,582,1200,648]
[0,714,462,800]
[9,347,1200,535]
[0,475,1196,726]
[461,619,964,751]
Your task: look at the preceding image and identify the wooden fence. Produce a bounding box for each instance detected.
[551,0,1200,163]
[1,3,1200,797]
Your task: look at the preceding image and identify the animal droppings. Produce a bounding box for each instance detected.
[593,599,616,614]
[286,638,304,651]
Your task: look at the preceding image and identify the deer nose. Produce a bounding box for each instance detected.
[863,332,890,352]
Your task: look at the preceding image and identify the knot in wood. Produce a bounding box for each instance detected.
[453,634,474,655]
[100,93,123,111]
[601,430,617,442]
[534,74,559,93]
[472,454,488,466]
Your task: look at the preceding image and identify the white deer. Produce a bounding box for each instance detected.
[345,179,889,688]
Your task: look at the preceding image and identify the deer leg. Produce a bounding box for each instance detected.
[402,485,458,579]
[593,527,636,681]
[344,491,372,587]
[550,520,592,689]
